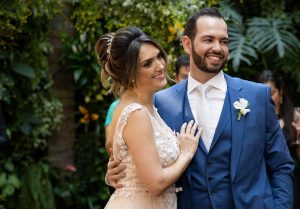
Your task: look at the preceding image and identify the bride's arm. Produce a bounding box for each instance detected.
[124,108,200,196]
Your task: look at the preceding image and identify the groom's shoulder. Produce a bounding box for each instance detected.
[226,74,268,91]
[154,80,187,107]
[156,80,186,97]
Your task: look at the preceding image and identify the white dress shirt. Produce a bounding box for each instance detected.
[187,71,227,151]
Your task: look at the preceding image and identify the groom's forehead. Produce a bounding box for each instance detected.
[195,16,228,35]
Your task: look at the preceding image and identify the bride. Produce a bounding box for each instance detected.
[95,26,202,209]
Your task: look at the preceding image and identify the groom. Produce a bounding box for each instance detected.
[108,7,294,209]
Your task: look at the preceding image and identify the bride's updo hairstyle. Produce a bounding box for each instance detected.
[95,26,167,95]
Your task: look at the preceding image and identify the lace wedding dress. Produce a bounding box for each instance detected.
[105,103,180,209]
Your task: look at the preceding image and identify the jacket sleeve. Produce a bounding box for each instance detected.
[264,86,294,209]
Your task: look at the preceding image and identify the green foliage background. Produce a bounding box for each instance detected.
[0,0,299,208]
[0,1,62,208]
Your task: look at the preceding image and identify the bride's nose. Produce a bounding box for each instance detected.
[155,59,165,70]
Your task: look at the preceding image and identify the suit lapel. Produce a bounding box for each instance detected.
[178,80,208,184]
[183,91,208,154]
[175,80,194,125]
[225,75,245,183]
[183,91,194,123]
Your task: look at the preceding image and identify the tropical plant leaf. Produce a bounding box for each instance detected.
[7,175,21,188]
[74,68,83,82]
[228,25,257,71]
[220,0,257,71]
[20,123,32,135]
[219,0,243,24]
[91,63,101,74]
[247,18,300,57]
[276,50,300,90]
[3,185,15,196]
[11,63,35,78]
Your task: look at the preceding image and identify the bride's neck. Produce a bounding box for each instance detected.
[122,90,154,113]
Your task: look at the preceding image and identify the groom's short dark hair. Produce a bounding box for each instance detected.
[183,7,225,41]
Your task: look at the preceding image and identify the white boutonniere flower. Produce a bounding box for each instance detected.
[233,98,250,121]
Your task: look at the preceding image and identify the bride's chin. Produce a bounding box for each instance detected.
[160,78,167,86]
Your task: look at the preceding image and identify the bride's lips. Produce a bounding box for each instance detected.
[153,73,166,80]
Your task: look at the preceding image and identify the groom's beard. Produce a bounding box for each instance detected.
[191,44,226,74]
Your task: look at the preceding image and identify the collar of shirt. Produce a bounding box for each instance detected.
[187,70,227,95]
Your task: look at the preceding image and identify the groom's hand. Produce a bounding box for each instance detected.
[107,148,126,189]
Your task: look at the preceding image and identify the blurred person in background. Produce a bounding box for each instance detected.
[292,107,300,209]
[104,99,120,153]
[174,54,190,83]
[258,69,296,147]
[258,69,299,209]
[104,98,120,195]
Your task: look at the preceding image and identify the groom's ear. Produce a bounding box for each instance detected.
[181,36,192,55]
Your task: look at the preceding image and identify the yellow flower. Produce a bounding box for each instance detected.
[79,105,99,123]
[79,106,88,115]
[80,115,89,124]
[167,21,184,43]
[168,26,176,35]
[91,114,99,121]
[174,21,184,32]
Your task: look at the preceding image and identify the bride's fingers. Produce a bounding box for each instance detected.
[185,120,194,134]
[190,121,199,136]
[180,122,187,135]
[195,126,203,141]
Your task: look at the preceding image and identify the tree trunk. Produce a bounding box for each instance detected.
[48,3,75,170]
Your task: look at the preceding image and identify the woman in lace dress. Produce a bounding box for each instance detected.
[95,26,202,209]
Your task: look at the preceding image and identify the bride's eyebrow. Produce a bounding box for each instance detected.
[140,51,160,66]
[141,57,153,66]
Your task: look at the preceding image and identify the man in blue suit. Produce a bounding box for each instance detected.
[107,7,294,209]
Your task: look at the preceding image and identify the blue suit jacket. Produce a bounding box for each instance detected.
[154,73,294,209]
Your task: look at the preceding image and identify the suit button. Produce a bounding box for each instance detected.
[210,191,216,196]
[208,177,213,182]
[207,162,212,166]
[207,204,212,209]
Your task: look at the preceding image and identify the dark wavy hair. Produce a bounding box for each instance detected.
[95,26,167,95]
[183,7,225,41]
[258,70,296,147]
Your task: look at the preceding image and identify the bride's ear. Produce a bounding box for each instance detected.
[181,36,192,55]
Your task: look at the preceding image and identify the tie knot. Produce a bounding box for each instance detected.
[197,84,210,95]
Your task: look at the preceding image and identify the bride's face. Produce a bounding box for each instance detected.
[135,43,167,93]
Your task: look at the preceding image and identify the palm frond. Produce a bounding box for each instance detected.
[247,18,300,57]
[219,0,243,24]
[228,25,257,71]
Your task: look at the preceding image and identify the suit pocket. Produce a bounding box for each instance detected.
[263,197,274,209]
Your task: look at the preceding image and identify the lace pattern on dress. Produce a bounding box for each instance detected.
[110,103,180,209]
